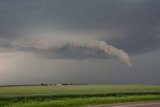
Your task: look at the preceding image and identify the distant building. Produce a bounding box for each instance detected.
[56,84,62,86]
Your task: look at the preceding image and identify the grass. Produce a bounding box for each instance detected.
[0,84,160,107]
[3,95,160,107]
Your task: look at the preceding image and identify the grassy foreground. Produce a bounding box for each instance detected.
[0,84,160,107]
[3,95,160,107]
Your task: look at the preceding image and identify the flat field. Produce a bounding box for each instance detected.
[0,84,160,107]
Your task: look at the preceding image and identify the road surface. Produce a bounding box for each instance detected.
[89,102,160,107]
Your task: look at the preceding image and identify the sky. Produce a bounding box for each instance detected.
[0,0,160,85]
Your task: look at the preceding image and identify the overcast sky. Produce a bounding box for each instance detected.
[0,0,160,85]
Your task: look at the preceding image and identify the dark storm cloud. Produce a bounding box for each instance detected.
[36,46,109,60]
[0,36,132,66]
[1,0,160,85]
[0,0,160,54]
[0,40,108,59]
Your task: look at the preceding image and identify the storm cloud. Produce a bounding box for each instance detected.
[0,0,160,85]
[0,35,132,66]
[0,0,160,54]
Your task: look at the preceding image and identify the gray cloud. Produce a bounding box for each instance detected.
[0,0,160,54]
[0,0,160,85]
[0,35,132,66]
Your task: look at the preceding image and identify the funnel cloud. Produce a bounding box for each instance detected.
[14,36,131,66]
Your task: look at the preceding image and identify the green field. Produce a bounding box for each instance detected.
[0,84,160,107]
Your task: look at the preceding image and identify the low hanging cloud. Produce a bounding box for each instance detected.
[12,36,132,67]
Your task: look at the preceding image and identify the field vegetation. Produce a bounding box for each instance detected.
[0,84,160,107]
